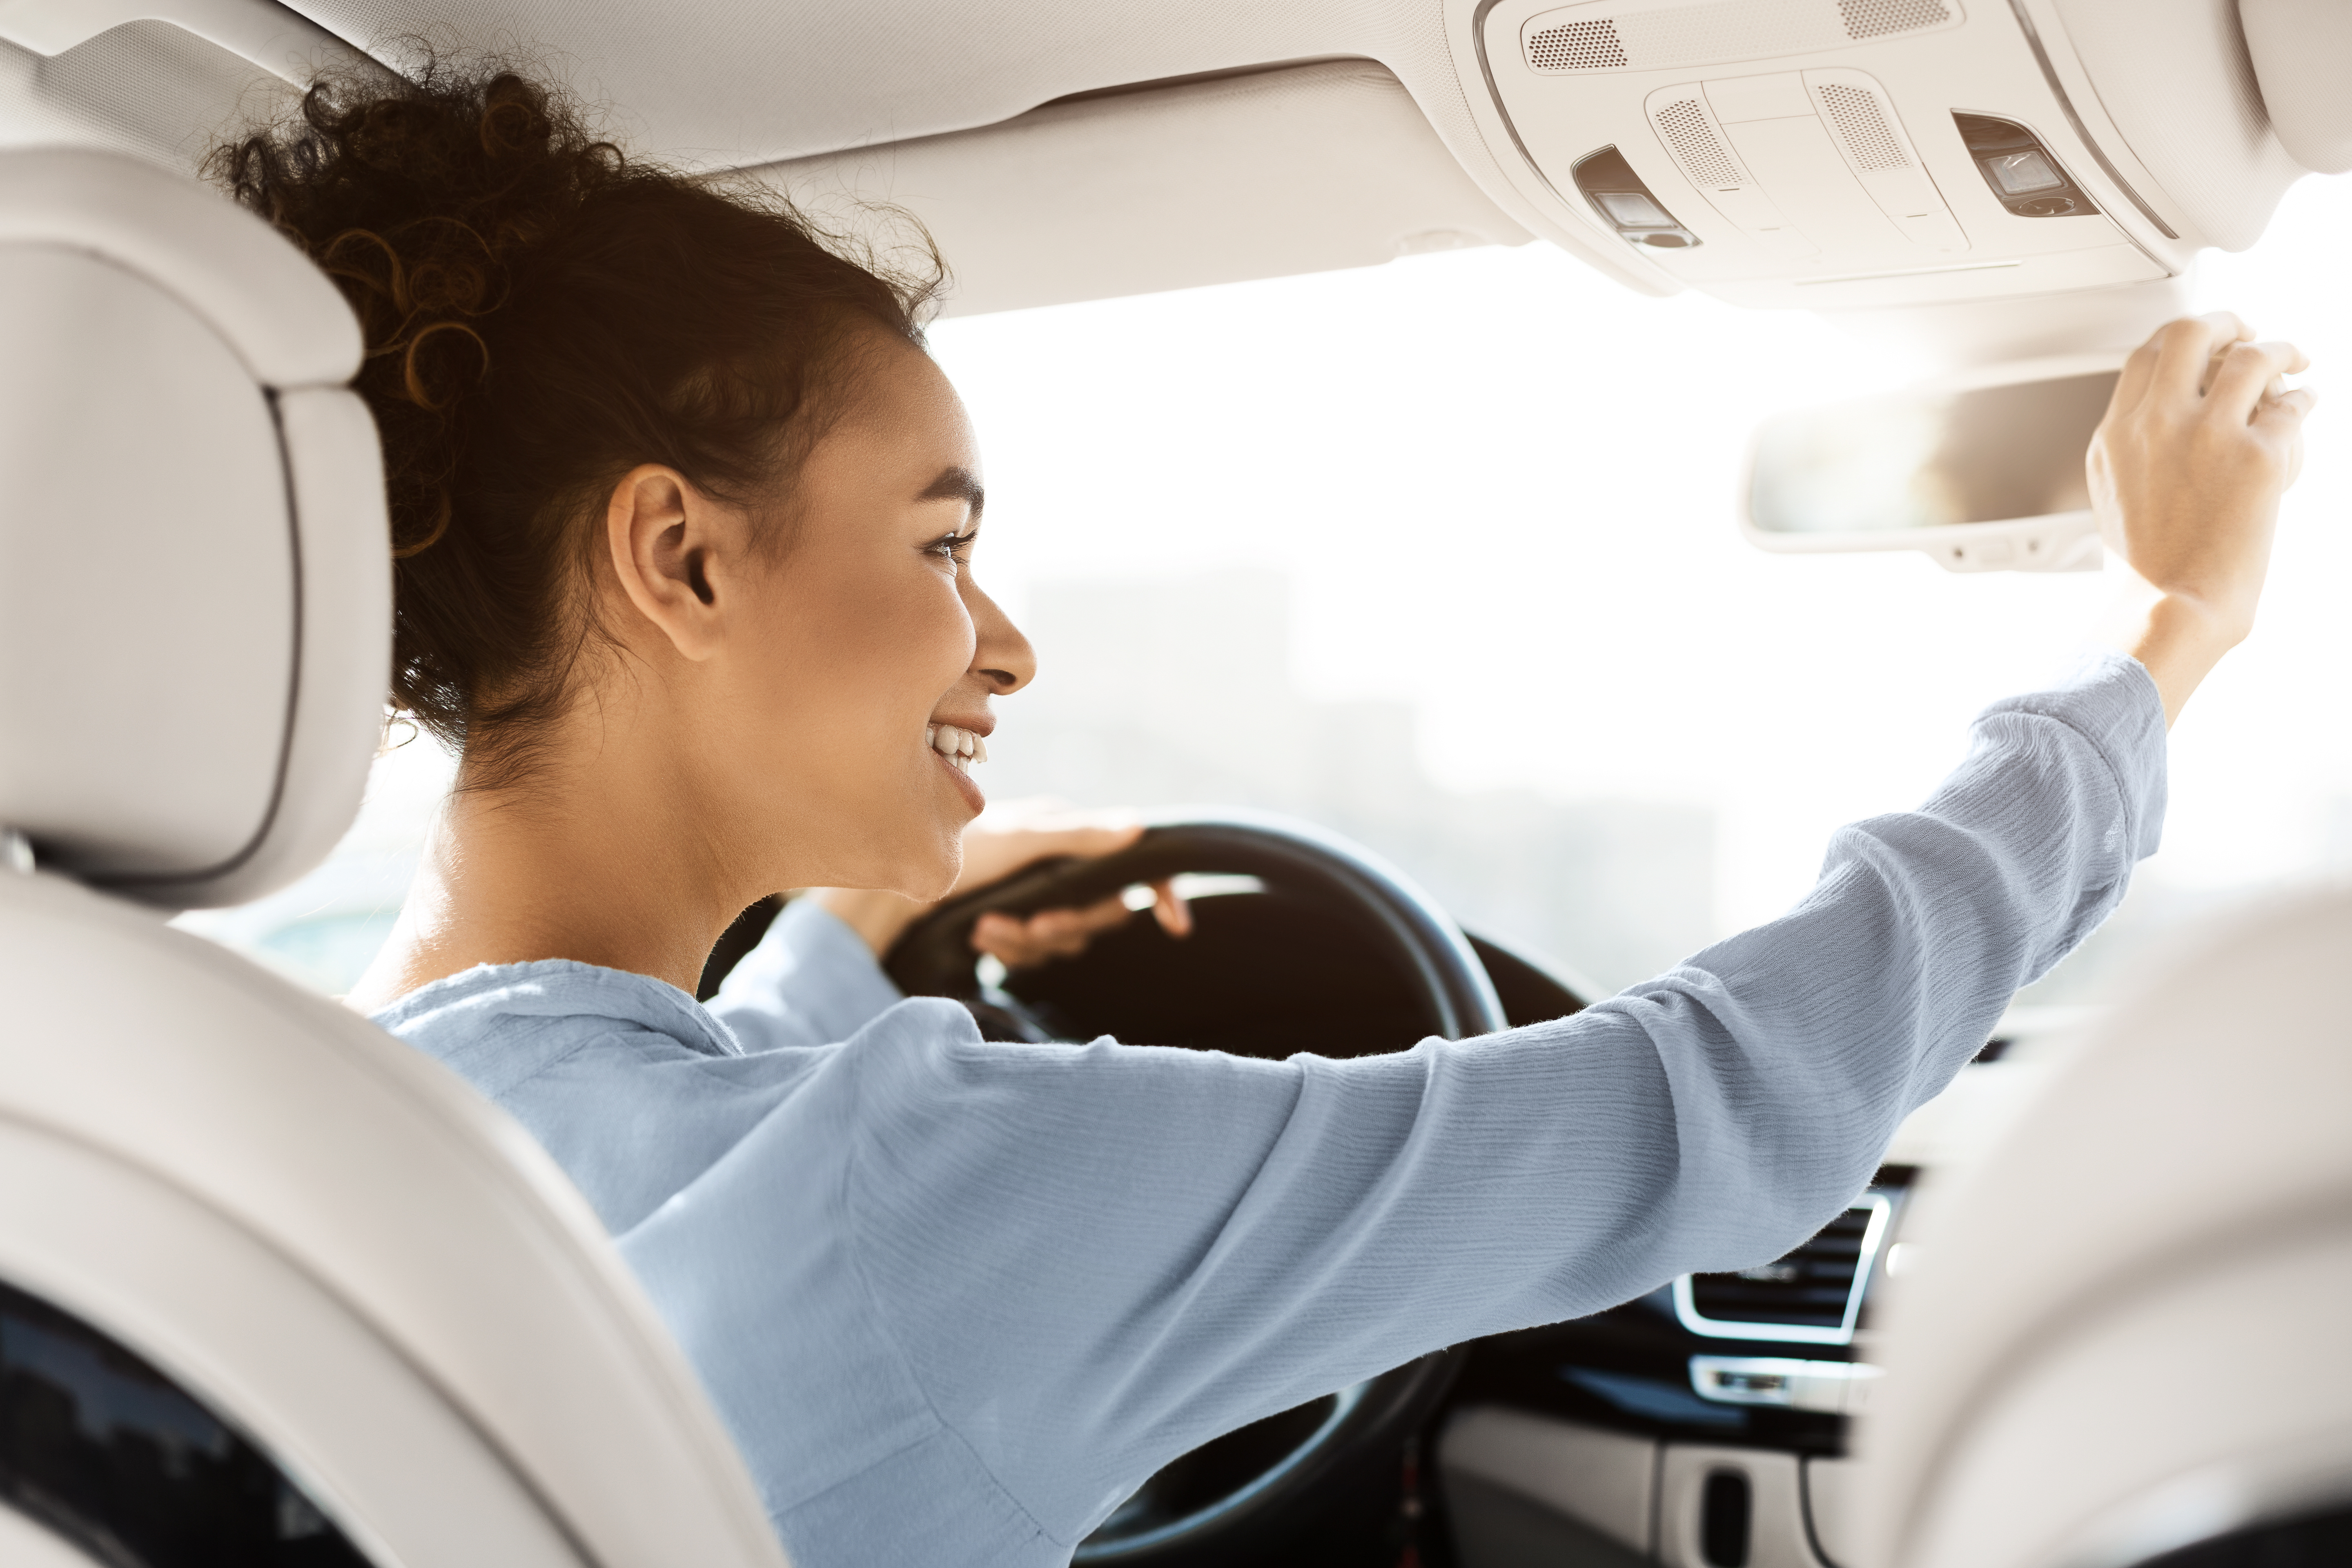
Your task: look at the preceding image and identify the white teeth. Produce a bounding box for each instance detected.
[927,724,987,766]
[927,723,987,771]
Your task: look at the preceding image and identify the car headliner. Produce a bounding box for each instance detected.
[0,0,1656,314]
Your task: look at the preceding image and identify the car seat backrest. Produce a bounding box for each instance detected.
[0,146,792,1568]
[1853,889,2352,1568]
[0,145,383,911]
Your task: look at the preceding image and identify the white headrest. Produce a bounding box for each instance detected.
[0,147,390,911]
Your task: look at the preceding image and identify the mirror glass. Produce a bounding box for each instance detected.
[1748,371,2118,535]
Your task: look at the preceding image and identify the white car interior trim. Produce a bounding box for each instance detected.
[0,0,359,83]
[757,60,1535,318]
[1672,1193,1891,1345]
[1439,1405,1658,1556]
[1854,889,2352,1568]
[1689,1355,1883,1415]
[0,143,794,1566]
[1467,0,2199,318]
[1462,0,1662,287]
[0,1115,584,1568]
[202,384,390,910]
[1656,1443,1820,1568]
[2239,0,2352,176]
[0,146,360,385]
[0,148,381,909]
[1998,0,2174,238]
[0,240,294,887]
[1804,1456,1858,1568]
[0,1500,107,1568]
[0,866,796,1568]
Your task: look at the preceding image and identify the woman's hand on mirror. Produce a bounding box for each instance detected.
[811,802,1192,962]
[2091,312,2315,724]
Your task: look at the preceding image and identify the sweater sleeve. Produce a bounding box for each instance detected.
[837,651,2167,1541]
[707,896,904,1051]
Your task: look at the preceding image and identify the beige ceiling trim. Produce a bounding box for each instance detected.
[0,0,357,82]
[755,59,1536,318]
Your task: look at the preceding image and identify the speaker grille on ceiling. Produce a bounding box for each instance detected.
[1654,96,1746,187]
[1815,80,1909,169]
[1526,18,1628,70]
[1837,0,1952,39]
[1518,0,1958,73]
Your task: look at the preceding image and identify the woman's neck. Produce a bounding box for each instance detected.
[347,744,746,1012]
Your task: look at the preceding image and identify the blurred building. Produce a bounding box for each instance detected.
[991,570,1717,995]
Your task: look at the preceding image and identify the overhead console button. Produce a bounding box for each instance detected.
[1953,112,2099,218]
[1572,144,1705,248]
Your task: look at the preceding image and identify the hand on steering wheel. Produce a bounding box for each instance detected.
[811,802,1191,964]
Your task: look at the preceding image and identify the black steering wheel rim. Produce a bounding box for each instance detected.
[887,808,1506,1040]
[884,809,1503,1561]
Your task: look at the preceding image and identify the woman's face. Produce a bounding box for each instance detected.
[707,334,1033,900]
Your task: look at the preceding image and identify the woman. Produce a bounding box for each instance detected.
[228,66,2311,1568]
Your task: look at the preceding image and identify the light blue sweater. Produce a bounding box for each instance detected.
[374,653,2166,1568]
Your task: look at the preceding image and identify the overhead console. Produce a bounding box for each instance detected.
[1471,0,2200,313]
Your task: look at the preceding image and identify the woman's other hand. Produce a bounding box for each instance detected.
[2091,312,2315,724]
[813,802,1192,963]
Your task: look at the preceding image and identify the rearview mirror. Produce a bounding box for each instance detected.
[1741,355,2123,573]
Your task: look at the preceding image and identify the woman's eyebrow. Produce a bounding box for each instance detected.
[917,466,985,521]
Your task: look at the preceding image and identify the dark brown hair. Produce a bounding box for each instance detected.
[209,60,941,771]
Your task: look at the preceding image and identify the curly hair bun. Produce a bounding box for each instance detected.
[210,59,940,763]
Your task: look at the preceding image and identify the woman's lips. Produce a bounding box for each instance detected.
[926,725,986,811]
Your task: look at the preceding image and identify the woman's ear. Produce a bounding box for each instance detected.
[604,463,738,661]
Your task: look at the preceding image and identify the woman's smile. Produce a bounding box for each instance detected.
[927,720,991,810]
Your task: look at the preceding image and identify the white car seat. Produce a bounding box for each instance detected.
[1850,889,2352,1568]
[0,146,790,1568]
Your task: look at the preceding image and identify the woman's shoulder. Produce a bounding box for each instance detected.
[371,956,728,1045]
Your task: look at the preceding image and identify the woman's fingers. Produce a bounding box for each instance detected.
[968,879,1195,968]
[1151,880,1194,939]
[970,894,1133,967]
[2090,311,2316,723]
[2204,340,2310,424]
[2149,312,2250,401]
[2255,385,2317,489]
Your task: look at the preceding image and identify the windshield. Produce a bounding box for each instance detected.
[177,174,2352,1007]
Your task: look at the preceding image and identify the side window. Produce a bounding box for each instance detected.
[0,1279,374,1566]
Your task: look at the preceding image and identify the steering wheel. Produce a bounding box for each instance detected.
[886,810,1507,1562]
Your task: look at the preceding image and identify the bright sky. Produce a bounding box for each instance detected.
[927,174,2352,940]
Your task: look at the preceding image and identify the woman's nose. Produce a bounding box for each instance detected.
[968,581,1036,695]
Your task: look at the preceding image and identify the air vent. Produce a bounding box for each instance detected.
[1816,80,1909,170]
[1654,96,1748,187]
[1838,0,1952,38]
[1517,0,1962,74]
[1673,1194,1892,1344]
[1528,17,1627,70]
